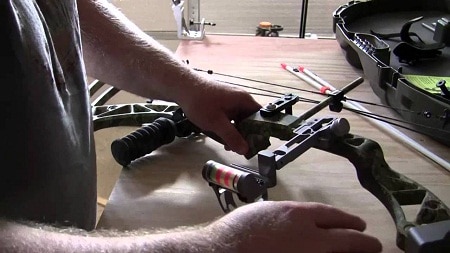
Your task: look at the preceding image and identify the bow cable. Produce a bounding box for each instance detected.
[216,77,443,138]
[193,66,449,170]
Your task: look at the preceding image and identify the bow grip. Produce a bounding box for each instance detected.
[110,117,178,166]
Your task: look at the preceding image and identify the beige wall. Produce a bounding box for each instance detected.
[110,0,176,31]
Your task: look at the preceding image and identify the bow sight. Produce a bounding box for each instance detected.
[91,77,450,252]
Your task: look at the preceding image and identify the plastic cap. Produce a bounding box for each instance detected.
[259,21,272,29]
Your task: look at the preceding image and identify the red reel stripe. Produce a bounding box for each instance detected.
[224,170,232,188]
[215,167,222,185]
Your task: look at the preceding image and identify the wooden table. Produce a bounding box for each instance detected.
[96,35,450,253]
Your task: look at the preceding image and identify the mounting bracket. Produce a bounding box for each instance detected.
[171,0,215,40]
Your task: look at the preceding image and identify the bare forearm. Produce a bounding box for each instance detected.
[77,0,202,104]
[0,219,228,253]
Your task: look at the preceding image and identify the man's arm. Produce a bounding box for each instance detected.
[78,0,191,102]
[77,0,261,155]
[1,201,382,252]
[0,218,223,252]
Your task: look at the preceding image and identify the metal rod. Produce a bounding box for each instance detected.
[292,65,450,171]
[421,22,435,32]
[299,0,309,38]
[297,77,364,121]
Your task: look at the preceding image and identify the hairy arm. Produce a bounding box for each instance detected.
[1,201,382,253]
[78,0,196,103]
[0,219,230,253]
[77,0,261,154]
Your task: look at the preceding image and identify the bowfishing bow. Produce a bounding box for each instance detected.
[91,72,450,252]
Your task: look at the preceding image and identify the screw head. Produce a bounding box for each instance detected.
[265,103,277,110]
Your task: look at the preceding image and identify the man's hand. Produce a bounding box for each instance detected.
[208,201,383,253]
[178,79,261,155]
[78,0,261,156]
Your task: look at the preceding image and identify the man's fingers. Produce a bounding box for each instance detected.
[324,228,383,253]
[210,115,248,155]
[310,203,367,231]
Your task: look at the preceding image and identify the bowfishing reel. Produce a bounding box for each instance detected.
[202,161,269,212]
[202,115,352,213]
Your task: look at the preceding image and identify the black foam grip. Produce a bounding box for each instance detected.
[111,117,177,166]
